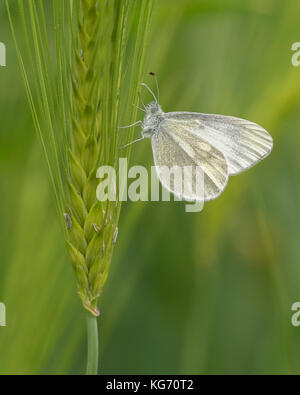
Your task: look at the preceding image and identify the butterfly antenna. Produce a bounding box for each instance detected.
[141,82,158,104]
[148,72,159,103]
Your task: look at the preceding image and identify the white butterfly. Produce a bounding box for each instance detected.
[122,75,273,202]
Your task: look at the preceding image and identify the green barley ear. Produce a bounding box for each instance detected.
[6,0,154,373]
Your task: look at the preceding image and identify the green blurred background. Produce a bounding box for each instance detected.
[1,0,300,374]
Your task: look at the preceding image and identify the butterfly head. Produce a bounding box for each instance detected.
[145,101,161,113]
[142,101,163,138]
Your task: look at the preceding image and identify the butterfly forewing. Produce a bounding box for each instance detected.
[165,112,273,175]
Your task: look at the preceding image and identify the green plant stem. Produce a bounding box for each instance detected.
[86,312,99,375]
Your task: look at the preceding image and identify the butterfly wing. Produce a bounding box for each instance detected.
[165,112,273,175]
[151,119,229,201]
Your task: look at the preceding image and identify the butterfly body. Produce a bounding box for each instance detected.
[142,101,163,138]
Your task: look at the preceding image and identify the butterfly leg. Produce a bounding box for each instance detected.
[119,137,145,149]
[133,103,146,113]
[138,92,146,110]
[118,120,143,129]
